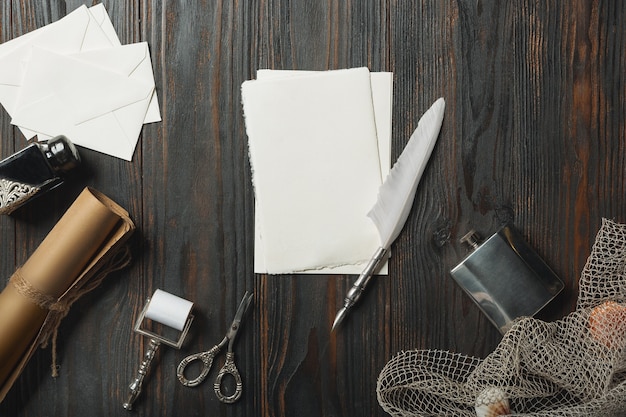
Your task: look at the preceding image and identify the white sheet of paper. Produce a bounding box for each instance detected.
[252,69,393,274]
[243,67,386,274]
[0,4,161,159]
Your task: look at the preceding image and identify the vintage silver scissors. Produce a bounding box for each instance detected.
[176,291,253,403]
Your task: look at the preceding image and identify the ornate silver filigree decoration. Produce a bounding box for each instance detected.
[0,178,40,214]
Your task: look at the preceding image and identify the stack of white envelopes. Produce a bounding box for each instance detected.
[0,4,160,161]
[242,68,393,274]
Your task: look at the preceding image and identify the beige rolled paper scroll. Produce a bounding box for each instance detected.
[0,187,135,402]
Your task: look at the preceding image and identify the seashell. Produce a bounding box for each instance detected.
[588,300,626,349]
[475,387,511,417]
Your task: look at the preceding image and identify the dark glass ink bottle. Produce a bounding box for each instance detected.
[0,135,80,215]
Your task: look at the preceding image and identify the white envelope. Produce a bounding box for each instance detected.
[70,42,162,127]
[0,5,114,122]
[55,41,160,142]
[87,3,123,47]
[10,47,154,160]
[79,5,161,124]
[72,4,161,124]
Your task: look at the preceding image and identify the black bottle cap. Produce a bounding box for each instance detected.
[41,135,81,173]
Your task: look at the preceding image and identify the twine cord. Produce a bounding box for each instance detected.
[10,245,132,377]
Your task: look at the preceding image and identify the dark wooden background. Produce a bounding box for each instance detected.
[1,1,625,416]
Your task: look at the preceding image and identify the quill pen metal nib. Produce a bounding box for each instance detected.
[332,247,388,330]
[332,98,446,331]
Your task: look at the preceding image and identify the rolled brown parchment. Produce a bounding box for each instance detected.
[0,187,135,402]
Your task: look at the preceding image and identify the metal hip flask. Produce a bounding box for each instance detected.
[450,225,564,334]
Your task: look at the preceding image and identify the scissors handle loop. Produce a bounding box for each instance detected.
[176,346,219,387]
[214,352,243,403]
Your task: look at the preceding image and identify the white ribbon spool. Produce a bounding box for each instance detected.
[145,289,194,331]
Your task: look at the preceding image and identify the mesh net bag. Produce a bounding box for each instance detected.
[377,218,626,416]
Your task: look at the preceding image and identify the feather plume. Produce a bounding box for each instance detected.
[367,98,445,249]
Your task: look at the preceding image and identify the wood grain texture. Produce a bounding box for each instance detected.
[0,1,624,416]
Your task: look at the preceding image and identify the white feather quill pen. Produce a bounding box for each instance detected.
[332,97,445,330]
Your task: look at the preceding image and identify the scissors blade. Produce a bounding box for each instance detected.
[226,291,254,340]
